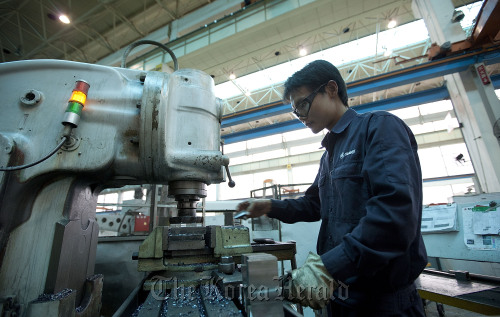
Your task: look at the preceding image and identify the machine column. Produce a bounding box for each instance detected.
[412,0,500,192]
[0,177,101,315]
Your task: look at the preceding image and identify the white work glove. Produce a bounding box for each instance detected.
[235,199,271,218]
[283,252,338,309]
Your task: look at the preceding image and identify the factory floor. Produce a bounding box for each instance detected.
[424,301,491,317]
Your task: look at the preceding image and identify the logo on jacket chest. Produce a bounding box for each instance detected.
[339,149,356,159]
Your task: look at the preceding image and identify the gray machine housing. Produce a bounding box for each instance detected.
[0,59,227,316]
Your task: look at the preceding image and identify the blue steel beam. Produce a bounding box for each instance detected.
[223,120,304,144]
[221,48,500,129]
[492,73,500,88]
[222,102,287,128]
[221,48,500,144]
[353,86,449,113]
[348,48,500,97]
[222,86,450,144]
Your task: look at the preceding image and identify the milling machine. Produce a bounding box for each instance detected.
[127,222,299,317]
[0,42,241,316]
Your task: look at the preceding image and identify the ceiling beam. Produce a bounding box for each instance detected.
[103,4,145,37]
[348,48,500,97]
[40,0,47,39]
[0,30,19,52]
[0,0,33,29]
[0,38,6,62]
[65,41,91,63]
[71,24,115,53]
[31,0,117,54]
[19,14,46,41]
[0,15,69,58]
[23,1,106,59]
[16,12,24,55]
[155,0,177,20]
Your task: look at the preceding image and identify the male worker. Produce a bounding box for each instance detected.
[236,60,427,316]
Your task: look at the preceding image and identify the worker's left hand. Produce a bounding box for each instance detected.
[282,252,338,309]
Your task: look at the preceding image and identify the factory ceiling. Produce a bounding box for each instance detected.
[1,0,479,72]
[1,0,495,120]
[0,0,214,64]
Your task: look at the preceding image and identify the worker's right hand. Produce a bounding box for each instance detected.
[236,199,271,218]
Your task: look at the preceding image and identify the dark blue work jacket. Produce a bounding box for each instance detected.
[269,108,427,306]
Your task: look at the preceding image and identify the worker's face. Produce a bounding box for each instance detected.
[289,81,346,134]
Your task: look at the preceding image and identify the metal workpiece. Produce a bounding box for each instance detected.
[167,226,207,251]
[416,269,500,315]
[252,240,298,265]
[241,253,284,317]
[214,226,253,257]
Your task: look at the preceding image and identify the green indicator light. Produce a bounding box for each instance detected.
[65,101,83,115]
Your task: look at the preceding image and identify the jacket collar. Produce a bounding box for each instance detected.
[321,108,357,148]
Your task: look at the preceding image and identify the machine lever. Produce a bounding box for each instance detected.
[221,143,235,188]
[224,164,235,188]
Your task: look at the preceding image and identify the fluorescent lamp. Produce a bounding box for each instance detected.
[59,14,70,24]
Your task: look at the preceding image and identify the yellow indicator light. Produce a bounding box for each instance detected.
[69,90,87,105]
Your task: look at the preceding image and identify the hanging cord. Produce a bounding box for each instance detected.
[121,40,179,71]
[0,137,67,171]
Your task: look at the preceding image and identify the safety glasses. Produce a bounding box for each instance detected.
[291,83,327,118]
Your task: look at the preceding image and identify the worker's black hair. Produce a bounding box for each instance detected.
[283,60,349,107]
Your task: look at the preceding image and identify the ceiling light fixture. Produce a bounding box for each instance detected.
[59,14,71,24]
[387,19,397,29]
[299,46,307,56]
[229,73,236,80]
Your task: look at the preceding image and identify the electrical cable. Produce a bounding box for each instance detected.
[121,40,178,71]
[0,136,67,171]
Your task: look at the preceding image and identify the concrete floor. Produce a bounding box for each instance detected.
[424,301,494,317]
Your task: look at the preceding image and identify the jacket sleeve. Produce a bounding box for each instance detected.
[267,167,322,224]
[321,114,422,283]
